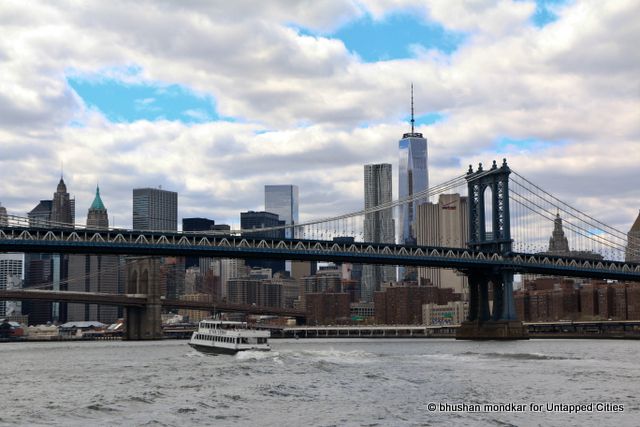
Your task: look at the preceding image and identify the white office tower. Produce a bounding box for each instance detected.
[0,253,24,317]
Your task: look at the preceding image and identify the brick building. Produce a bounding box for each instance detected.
[306,293,350,325]
[374,284,461,324]
[515,278,640,322]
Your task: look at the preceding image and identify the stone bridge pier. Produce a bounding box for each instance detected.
[125,257,162,340]
[458,269,527,339]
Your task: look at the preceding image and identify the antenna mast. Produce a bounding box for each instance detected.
[410,83,415,134]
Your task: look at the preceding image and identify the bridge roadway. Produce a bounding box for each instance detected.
[1,226,639,281]
[0,289,305,319]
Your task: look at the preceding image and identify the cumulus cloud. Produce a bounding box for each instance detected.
[0,0,638,238]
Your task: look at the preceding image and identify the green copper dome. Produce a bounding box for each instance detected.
[90,186,106,211]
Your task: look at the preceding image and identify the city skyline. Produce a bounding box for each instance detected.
[0,1,638,233]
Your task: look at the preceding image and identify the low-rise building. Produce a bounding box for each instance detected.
[422,301,468,326]
[374,284,461,325]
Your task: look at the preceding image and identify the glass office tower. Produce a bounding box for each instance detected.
[398,132,428,245]
[362,164,395,302]
[265,185,299,239]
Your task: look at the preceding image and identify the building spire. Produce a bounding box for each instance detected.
[90,184,106,211]
[410,83,415,134]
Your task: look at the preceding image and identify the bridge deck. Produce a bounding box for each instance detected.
[1,226,639,281]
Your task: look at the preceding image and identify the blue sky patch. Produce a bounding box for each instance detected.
[495,137,564,152]
[528,0,570,27]
[412,112,445,126]
[299,13,465,62]
[68,76,220,123]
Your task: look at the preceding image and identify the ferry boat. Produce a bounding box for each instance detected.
[188,320,270,355]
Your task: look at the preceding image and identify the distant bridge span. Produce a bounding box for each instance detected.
[0,289,306,319]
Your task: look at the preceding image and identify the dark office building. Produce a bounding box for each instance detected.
[183,217,216,232]
[240,211,286,274]
[23,177,74,324]
[182,217,231,269]
[240,211,285,238]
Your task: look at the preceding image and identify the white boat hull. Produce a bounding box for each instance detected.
[189,342,270,355]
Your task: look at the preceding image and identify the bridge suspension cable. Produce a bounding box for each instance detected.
[508,172,636,261]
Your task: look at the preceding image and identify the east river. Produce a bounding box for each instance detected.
[1,338,639,426]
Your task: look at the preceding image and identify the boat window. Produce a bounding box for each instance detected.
[241,338,248,344]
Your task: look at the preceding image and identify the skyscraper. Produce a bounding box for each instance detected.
[132,187,178,231]
[51,177,75,227]
[0,202,7,226]
[182,217,216,233]
[23,176,75,323]
[626,210,640,263]
[362,163,395,302]
[28,200,52,226]
[132,187,179,299]
[24,200,53,324]
[241,211,286,239]
[241,211,286,274]
[0,253,23,318]
[416,193,469,296]
[548,213,570,254]
[68,186,122,323]
[398,85,428,245]
[51,176,74,321]
[182,218,230,270]
[265,185,299,239]
[87,186,108,228]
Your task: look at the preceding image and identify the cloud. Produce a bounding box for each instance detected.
[0,0,638,240]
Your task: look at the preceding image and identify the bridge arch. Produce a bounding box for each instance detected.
[484,185,493,237]
[128,270,138,294]
[140,269,149,294]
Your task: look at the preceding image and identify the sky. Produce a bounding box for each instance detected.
[0,0,638,233]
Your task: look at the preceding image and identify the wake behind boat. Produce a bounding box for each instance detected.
[189,320,270,355]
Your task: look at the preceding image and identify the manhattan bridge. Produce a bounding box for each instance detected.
[1,159,639,339]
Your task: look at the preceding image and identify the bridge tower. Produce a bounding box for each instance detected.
[457,159,528,339]
[125,258,162,340]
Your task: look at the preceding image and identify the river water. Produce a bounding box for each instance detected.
[1,338,638,426]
